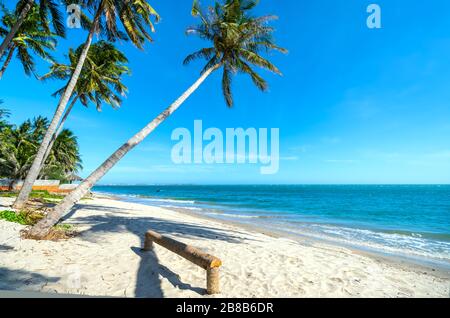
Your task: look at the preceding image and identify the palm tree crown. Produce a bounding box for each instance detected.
[64,0,160,49]
[0,116,81,183]
[185,0,287,107]
[0,3,57,77]
[0,0,65,58]
[41,128,82,181]
[16,0,66,37]
[41,41,130,111]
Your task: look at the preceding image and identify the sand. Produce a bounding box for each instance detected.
[0,195,449,298]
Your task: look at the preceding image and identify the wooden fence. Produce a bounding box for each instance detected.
[143,230,222,295]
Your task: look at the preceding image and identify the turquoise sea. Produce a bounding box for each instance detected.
[93,185,450,268]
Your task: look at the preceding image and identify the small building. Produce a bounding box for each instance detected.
[0,179,82,193]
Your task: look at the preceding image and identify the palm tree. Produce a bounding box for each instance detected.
[0,120,36,190]
[40,129,82,182]
[0,0,64,59]
[0,3,57,79]
[27,0,287,238]
[0,116,81,189]
[39,40,130,169]
[13,0,159,209]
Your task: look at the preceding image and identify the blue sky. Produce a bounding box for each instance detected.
[1,0,450,184]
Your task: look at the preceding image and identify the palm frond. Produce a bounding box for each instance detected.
[185,0,286,106]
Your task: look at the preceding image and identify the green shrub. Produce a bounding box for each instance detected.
[0,210,44,225]
[29,190,65,200]
[54,224,73,231]
[0,210,30,225]
[0,190,64,200]
[0,210,73,233]
[0,192,16,198]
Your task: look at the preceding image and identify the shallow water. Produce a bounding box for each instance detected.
[93,185,450,267]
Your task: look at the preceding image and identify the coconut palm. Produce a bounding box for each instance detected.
[39,40,130,169]
[0,0,64,59]
[0,3,57,79]
[39,129,82,182]
[13,0,159,209]
[28,0,287,238]
[0,120,36,189]
[0,116,81,189]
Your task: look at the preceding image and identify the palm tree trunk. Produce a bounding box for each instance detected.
[27,64,220,238]
[39,96,78,175]
[0,45,16,79]
[12,4,104,210]
[0,0,34,58]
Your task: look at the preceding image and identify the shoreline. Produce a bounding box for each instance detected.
[1,194,449,297]
[97,191,450,274]
[174,207,450,277]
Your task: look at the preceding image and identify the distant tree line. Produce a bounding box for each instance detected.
[0,101,82,189]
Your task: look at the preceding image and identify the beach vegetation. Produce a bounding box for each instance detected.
[0,116,82,187]
[27,0,286,238]
[0,210,30,225]
[0,209,75,240]
[0,190,64,200]
[0,209,45,225]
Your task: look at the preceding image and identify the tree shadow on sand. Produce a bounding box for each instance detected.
[130,246,205,297]
[65,207,249,243]
[0,267,60,292]
[61,205,246,297]
[0,245,14,252]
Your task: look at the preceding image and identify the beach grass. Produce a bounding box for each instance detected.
[0,209,75,240]
[0,190,65,200]
[0,210,31,225]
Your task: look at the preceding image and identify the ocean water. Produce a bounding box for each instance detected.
[93,185,450,268]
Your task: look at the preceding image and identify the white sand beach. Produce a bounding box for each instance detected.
[0,195,449,298]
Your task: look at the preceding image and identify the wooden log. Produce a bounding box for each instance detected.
[143,236,154,251]
[144,230,222,270]
[206,267,220,295]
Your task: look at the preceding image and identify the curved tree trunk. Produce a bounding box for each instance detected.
[12,5,104,210]
[39,96,78,176]
[0,0,34,58]
[28,65,220,238]
[0,45,16,79]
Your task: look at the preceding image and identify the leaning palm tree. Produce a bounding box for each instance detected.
[0,3,57,79]
[38,40,130,169]
[13,0,159,209]
[28,0,287,238]
[0,0,64,58]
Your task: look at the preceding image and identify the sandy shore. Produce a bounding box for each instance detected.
[0,195,449,298]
